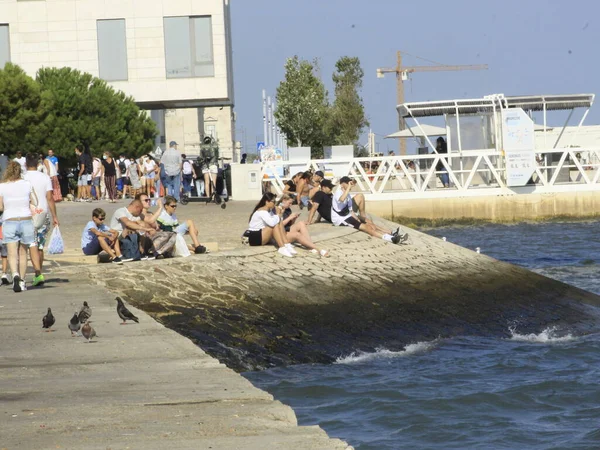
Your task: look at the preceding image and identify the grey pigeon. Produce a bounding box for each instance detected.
[42,308,55,330]
[81,321,96,342]
[78,301,92,323]
[116,297,139,324]
[68,313,81,336]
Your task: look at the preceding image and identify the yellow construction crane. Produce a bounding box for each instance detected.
[377,51,488,154]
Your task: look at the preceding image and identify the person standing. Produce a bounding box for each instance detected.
[92,155,103,201]
[435,136,450,188]
[102,151,118,203]
[116,154,128,198]
[0,161,41,292]
[44,150,62,202]
[24,153,60,286]
[161,141,182,201]
[75,145,93,202]
[13,151,26,174]
[181,154,194,196]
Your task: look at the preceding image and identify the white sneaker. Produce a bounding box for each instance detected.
[278,247,294,258]
[285,244,298,255]
[19,280,27,291]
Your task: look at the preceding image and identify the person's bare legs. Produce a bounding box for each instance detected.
[113,238,122,257]
[358,223,386,239]
[260,226,274,245]
[271,225,287,248]
[29,245,42,277]
[18,244,28,280]
[6,242,19,278]
[1,256,7,274]
[287,228,318,251]
[203,172,212,198]
[185,220,201,248]
[353,193,367,218]
[98,236,117,259]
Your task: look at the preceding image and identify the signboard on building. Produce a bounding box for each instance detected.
[502,108,536,186]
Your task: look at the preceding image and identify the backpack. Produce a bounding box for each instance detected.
[118,159,127,174]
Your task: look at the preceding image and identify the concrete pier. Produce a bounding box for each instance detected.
[0,269,350,449]
[3,198,600,448]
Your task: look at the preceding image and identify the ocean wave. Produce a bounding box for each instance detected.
[508,326,575,343]
[334,341,438,365]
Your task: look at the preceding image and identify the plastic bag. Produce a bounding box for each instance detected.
[47,226,64,254]
[173,233,191,258]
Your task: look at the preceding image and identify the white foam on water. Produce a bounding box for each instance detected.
[335,340,437,365]
[508,326,575,343]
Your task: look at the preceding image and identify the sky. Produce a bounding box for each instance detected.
[230,0,600,155]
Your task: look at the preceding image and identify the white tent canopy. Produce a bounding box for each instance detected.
[385,124,447,139]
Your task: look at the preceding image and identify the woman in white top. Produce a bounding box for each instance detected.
[246,193,295,257]
[143,156,158,197]
[0,161,39,293]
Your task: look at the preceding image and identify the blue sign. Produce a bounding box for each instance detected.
[257,142,265,152]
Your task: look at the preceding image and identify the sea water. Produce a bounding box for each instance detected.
[245,221,600,449]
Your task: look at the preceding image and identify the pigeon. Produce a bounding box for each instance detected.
[81,321,96,343]
[442,237,447,242]
[42,308,55,331]
[78,301,92,323]
[68,313,81,336]
[476,247,481,254]
[116,297,139,324]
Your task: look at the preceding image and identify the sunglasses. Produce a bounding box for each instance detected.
[167,204,177,208]
[98,217,106,221]
[142,199,151,203]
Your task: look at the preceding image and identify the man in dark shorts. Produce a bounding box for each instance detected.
[331,176,407,244]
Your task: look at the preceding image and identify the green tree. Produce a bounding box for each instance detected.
[0,63,48,155]
[327,56,369,152]
[275,56,329,157]
[36,67,157,164]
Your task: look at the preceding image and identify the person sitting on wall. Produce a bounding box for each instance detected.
[245,193,295,257]
[308,170,325,200]
[109,199,157,261]
[156,195,207,254]
[283,171,303,201]
[331,177,408,244]
[278,194,329,257]
[81,208,124,263]
[307,179,335,224]
[294,171,314,209]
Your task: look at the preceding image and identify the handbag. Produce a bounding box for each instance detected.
[47,226,64,254]
[150,230,177,256]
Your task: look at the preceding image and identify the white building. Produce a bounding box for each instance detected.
[0,0,235,158]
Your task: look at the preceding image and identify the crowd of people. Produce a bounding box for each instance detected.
[0,147,409,291]
[245,170,409,258]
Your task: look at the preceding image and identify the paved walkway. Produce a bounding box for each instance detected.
[0,199,352,449]
[0,271,351,449]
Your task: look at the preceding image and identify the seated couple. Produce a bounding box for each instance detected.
[283,170,324,209]
[246,192,329,258]
[307,177,409,245]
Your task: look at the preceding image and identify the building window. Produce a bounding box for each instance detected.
[0,24,10,68]
[97,19,128,81]
[164,16,214,79]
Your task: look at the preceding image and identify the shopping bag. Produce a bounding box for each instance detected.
[173,233,191,258]
[47,226,64,254]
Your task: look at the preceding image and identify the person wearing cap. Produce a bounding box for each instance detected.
[331,176,407,244]
[308,170,325,200]
[161,140,182,201]
[307,179,334,224]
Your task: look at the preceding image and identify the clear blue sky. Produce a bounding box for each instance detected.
[231,0,599,154]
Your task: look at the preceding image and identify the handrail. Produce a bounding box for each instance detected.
[258,147,600,198]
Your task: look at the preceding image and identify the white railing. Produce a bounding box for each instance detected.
[259,147,600,199]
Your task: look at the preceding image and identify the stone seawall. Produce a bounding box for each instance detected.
[367,190,600,222]
[74,218,600,372]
